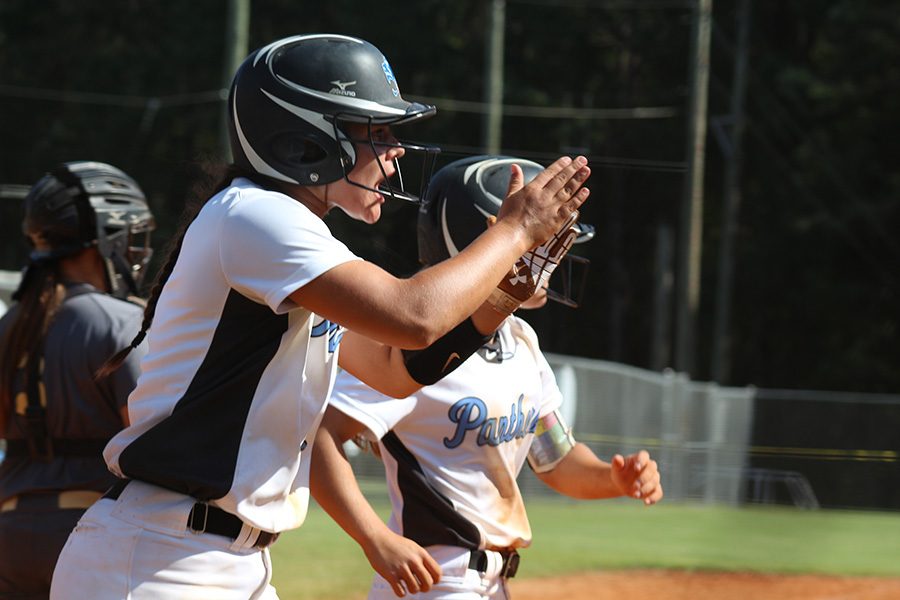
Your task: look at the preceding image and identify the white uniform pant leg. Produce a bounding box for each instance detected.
[367,546,509,600]
[50,496,278,600]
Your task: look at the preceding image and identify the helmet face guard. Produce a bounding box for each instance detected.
[229,34,440,203]
[21,161,155,298]
[93,198,155,297]
[418,155,595,308]
[333,116,440,204]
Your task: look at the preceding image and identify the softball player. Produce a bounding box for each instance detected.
[313,156,662,600]
[0,162,154,599]
[48,36,590,599]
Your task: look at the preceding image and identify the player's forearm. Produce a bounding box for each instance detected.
[399,219,528,343]
[339,332,420,398]
[469,302,509,335]
[536,443,623,500]
[309,428,392,552]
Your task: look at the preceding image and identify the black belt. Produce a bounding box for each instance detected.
[4,438,109,458]
[469,549,520,578]
[103,479,278,549]
[1,490,103,512]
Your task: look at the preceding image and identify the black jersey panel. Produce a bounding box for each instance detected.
[381,431,481,549]
[119,289,288,500]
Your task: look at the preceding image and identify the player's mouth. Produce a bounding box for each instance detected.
[376,173,420,203]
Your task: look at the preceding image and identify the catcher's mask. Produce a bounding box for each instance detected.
[19,161,155,299]
[228,33,440,204]
[418,155,594,308]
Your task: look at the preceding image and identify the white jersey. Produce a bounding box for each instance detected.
[330,316,562,551]
[105,177,360,533]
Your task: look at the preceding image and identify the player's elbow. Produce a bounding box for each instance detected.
[388,302,452,349]
[401,321,446,350]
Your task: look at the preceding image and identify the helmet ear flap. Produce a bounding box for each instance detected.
[269,133,326,167]
[47,164,96,245]
[22,168,94,254]
[264,127,356,185]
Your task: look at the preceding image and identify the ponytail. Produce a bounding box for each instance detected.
[0,264,66,433]
[94,162,255,380]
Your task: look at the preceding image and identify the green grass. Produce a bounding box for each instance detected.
[521,500,900,577]
[270,488,900,600]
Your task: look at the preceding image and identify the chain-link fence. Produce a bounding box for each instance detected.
[2,258,897,510]
[348,355,900,511]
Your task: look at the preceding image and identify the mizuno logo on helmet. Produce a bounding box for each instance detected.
[329,80,357,96]
[106,211,127,225]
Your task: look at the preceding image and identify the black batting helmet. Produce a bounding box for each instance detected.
[418,155,595,307]
[228,33,439,202]
[21,161,155,298]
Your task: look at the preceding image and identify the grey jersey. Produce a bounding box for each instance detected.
[0,283,146,500]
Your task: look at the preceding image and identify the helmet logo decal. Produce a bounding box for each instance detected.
[381,60,400,97]
[106,210,127,225]
[329,80,357,97]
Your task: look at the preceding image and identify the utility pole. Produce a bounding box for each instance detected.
[220,0,250,160]
[652,223,675,371]
[483,0,506,154]
[711,0,751,383]
[674,0,713,377]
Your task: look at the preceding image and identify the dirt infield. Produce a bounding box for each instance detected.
[508,570,900,600]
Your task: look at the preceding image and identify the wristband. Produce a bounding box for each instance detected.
[487,287,521,316]
[402,317,492,385]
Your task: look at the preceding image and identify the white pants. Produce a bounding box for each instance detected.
[368,546,511,600]
[49,480,278,600]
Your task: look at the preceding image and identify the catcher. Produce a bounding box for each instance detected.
[0,161,154,599]
[312,156,662,599]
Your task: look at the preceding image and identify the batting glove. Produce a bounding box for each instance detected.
[488,211,581,316]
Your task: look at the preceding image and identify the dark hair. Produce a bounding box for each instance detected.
[95,162,265,379]
[0,263,67,433]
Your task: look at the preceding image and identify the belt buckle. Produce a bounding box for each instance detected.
[501,550,520,578]
[188,502,209,534]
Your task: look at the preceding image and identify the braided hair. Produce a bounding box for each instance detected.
[95,163,262,379]
[0,263,67,433]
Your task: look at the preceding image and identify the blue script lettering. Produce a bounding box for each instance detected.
[311,319,343,353]
[444,395,539,449]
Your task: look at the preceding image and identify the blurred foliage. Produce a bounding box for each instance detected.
[0,0,897,392]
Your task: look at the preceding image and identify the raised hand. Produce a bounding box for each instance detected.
[496,157,591,250]
[611,450,663,506]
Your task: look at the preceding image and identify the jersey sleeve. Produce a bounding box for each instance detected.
[513,317,563,417]
[329,369,417,440]
[219,187,361,314]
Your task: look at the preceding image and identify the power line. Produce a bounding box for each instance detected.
[0,84,682,172]
[435,143,687,173]
[508,0,692,9]
[410,94,678,120]
[0,84,226,108]
[0,184,30,200]
[0,83,679,121]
